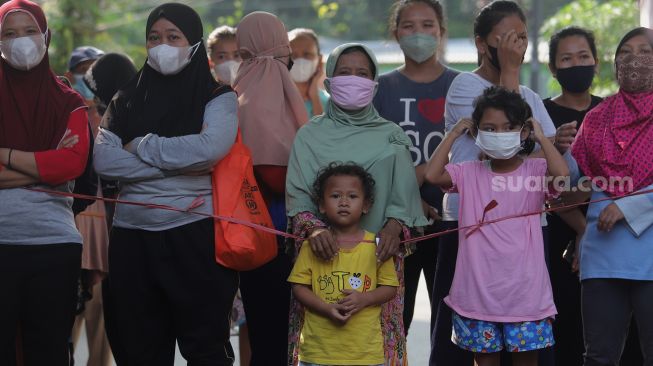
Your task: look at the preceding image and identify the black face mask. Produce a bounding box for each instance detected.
[555,65,595,93]
[488,45,502,72]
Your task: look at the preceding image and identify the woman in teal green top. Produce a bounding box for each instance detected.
[286,43,427,365]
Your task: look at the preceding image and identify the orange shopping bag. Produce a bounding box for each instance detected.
[211,130,278,271]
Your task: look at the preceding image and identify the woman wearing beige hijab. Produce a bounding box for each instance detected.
[234,11,308,365]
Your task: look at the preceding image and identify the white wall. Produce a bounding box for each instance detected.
[642,0,652,28]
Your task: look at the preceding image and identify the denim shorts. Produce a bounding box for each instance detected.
[451,312,554,353]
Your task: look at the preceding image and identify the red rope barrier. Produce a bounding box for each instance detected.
[24,186,653,245]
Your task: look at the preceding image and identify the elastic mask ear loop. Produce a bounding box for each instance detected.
[253,54,292,69]
[188,41,201,60]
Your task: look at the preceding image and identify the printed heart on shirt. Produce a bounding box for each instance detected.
[417,98,445,124]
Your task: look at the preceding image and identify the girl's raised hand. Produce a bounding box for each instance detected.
[451,118,474,138]
[528,118,546,143]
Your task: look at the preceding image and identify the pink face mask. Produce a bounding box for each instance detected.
[327,75,378,110]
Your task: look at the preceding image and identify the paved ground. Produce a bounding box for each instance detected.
[406,273,432,365]
[74,275,432,365]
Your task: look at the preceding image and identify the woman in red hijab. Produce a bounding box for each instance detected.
[0,0,89,364]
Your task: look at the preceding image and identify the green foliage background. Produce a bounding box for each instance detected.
[0,0,642,88]
[540,0,639,96]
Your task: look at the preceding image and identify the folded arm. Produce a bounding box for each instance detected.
[134,92,238,173]
[0,167,39,189]
[0,108,89,187]
[93,128,165,182]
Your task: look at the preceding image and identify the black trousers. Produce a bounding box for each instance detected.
[429,221,473,366]
[0,243,81,366]
[582,279,653,366]
[107,219,238,366]
[547,214,585,366]
[403,228,438,335]
[102,276,125,365]
[239,248,292,366]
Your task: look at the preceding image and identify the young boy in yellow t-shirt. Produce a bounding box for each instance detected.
[288,163,398,366]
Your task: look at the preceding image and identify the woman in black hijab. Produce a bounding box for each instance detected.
[93,3,239,364]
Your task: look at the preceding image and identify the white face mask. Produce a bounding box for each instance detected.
[147,41,200,75]
[289,57,318,83]
[475,129,523,160]
[214,60,240,85]
[0,32,47,71]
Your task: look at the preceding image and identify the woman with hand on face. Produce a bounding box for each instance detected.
[93,3,238,364]
[0,0,90,364]
[542,26,601,366]
[286,43,428,366]
[430,2,559,365]
[373,0,459,338]
[571,27,653,366]
[288,28,328,117]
